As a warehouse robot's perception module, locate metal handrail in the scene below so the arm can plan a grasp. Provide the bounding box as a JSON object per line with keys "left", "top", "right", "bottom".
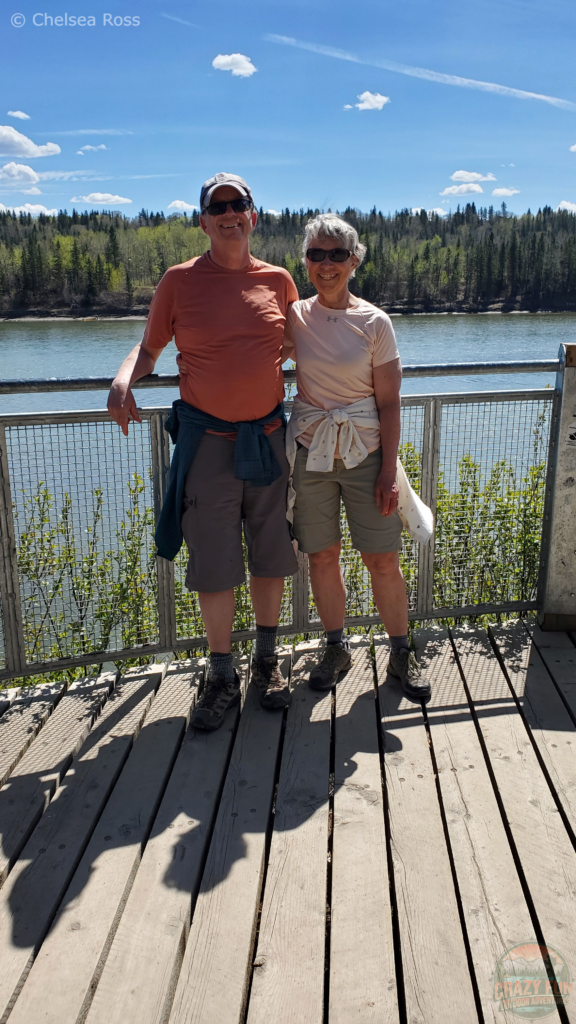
{"left": 0, "top": 360, "right": 560, "bottom": 395}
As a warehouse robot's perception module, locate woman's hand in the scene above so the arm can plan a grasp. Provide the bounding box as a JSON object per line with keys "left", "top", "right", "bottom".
{"left": 375, "top": 469, "right": 399, "bottom": 516}
{"left": 107, "top": 379, "right": 142, "bottom": 436}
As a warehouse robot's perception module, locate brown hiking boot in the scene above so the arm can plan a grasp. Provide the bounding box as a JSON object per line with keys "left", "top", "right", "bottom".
{"left": 308, "top": 641, "right": 352, "bottom": 691}
{"left": 251, "top": 655, "right": 291, "bottom": 710}
{"left": 191, "top": 670, "right": 241, "bottom": 731}
{"left": 387, "top": 649, "right": 432, "bottom": 703}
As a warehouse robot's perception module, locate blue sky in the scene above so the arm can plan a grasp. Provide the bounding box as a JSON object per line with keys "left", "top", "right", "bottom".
{"left": 1, "top": 0, "right": 575, "bottom": 218}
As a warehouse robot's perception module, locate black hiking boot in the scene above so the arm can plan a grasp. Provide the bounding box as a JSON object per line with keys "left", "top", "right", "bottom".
{"left": 191, "top": 670, "right": 241, "bottom": 731}
{"left": 387, "top": 649, "right": 432, "bottom": 703}
{"left": 308, "top": 641, "right": 352, "bottom": 691}
{"left": 251, "top": 655, "right": 291, "bottom": 710}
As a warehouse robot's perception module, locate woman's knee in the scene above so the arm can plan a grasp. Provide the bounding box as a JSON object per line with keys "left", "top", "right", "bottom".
{"left": 308, "top": 542, "right": 341, "bottom": 570}
{"left": 361, "top": 550, "right": 400, "bottom": 576}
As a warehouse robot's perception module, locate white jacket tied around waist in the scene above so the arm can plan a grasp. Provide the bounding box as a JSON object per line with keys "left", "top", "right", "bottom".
{"left": 286, "top": 395, "right": 434, "bottom": 544}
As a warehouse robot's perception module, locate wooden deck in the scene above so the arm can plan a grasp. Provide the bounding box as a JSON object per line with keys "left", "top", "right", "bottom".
{"left": 0, "top": 621, "right": 575, "bottom": 1024}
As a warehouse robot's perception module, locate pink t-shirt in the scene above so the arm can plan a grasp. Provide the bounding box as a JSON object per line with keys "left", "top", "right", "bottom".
{"left": 284, "top": 296, "right": 400, "bottom": 453}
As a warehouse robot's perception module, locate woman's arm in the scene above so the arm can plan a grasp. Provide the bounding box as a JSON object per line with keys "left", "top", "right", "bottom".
{"left": 107, "top": 339, "right": 165, "bottom": 436}
{"left": 373, "top": 357, "right": 402, "bottom": 515}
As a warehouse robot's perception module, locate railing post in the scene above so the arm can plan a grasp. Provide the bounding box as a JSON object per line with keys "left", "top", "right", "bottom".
{"left": 538, "top": 343, "right": 576, "bottom": 631}
{"left": 416, "top": 397, "right": 440, "bottom": 618}
{"left": 292, "top": 549, "right": 310, "bottom": 632}
{"left": 0, "top": 425, "right": 27, "bottom": 674}
{"left": 150, "top": 411, "right": 177, "bottom": 650}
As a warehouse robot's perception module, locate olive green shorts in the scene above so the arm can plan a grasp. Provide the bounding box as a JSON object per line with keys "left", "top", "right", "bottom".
{"left": 292, "top": 446, "right": 403, "bottom": 555}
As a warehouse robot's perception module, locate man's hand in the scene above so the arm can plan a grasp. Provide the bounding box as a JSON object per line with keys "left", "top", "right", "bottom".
{"left": 107, "top": 379, "right": 142, "bottom": 436}
{"left": 375, "top": 469, "right": 399, "bottom": 516}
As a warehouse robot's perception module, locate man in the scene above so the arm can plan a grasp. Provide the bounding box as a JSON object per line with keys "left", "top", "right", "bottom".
{"left": 107, "top": 172, "right": 299, "bottom": 730}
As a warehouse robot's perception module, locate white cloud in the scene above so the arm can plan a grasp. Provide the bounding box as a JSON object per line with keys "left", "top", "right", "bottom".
{"left": 36, "top": 169, "right": 95, "bottom": 181}
{"left": 0, "top": 126, "right": 60, "bottom": 159}
{"left": 212, "top": 53, "right": 257, "bottom": 77}
{"left": 0, "top": 202, "right": 57, "bottom": 215}
{"left": 7, "top": 110, "right": 30, "bottom": 121}
{"left": 570, "top": 144, "right": 576, "bottom": 152}
{"left": 440, "top": 183, "right": 484, "bottom": 196}
{"left": 266, "top": 209, "right": 281, "bottom": 215}
{"left": 76, "top": 144, "right": 107, "bottom": 154}
{"left": 450, "top": 170, "right": 496, "bottom": 182}
{"left": 167, "top": 199, "right": 197, "bottom": 212}
{"left": 492, "top": 187, "right": 520, "bottom": 196}
{"left": 22, "top": 186, "right": 42, "bottom": 195}
{"left": 355, "top": 91, "right": 390, "bottom": 110}
{"left": 267, "top": 34, "right": 576, "bottom": 111}
{"left": 412, "top": 206, "right": 447, "bottom": 217}
{"left": 558, "top": 200, "right": 576, "bottom": 213}
{"left": 160, "top": 12, "right": 199, "bottom": 27}
{"left": 45, "top": 128, "right": 133, "bottom": 136}
{"left": 70, "top": 192, "right": 132, "bottom": 205}
{"left": 0, "top": 162, "right": 40, "bottom": 184}
{"left": 343, "top": 104, "right": 353, "bottom": 110}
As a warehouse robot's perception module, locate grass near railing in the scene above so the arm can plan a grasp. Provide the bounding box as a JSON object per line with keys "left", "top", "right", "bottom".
{"left": 3, "top": 423, "right": 547, "bottom": 688}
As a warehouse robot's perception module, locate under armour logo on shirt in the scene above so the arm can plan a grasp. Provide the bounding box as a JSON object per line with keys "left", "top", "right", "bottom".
{"left": 327, "top": 315, "right": 338, "bottom": 322}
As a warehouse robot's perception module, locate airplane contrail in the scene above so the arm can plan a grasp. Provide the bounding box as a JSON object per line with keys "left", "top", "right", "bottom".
{"left": 266, "top": 34, "right": 576, "bottom": 112}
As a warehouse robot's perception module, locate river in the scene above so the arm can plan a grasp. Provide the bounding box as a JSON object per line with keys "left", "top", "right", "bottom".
{"left": 0, "top": 311, "right": 573, "bottom": 414}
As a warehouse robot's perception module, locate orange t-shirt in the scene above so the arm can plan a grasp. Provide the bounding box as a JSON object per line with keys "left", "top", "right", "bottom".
{"left": 143, "top": 252, "right": 298, "bottom": 425}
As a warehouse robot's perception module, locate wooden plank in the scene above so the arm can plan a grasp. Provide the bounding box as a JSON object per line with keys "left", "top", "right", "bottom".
{"left": 8, "top": 660, "right": 203, "bottom": 1024}
{"left": 418, "top": 629, "right": 561, "bottom": 1024}
{"left": 0, "top": 672, "right": 115, "bottom": 886}
{"left": 247, "top": 641, "right": 331, "bottom": 1024}
{"left": 167, "top": 654, "right": 288, "bottom": 1024}
{"left": 526, "top": 622, "right": 576, "bottom": 718}
{"left": 0, "top": 681, "right": 64, "bottom": 788}
{"left": 489, "top": 623, "right": 576, "bottom": 834}
{"left": 0, "top": 664, "right": 165, "bottom": 1022}
{"left": 376, "top": 635, "right": 478, "bottom": 1024}
{"left": 86, "top": 660, "right": 245, "bottom": 1024}
{"left": 329, "top": 638, "right": 399, "bottom": 1024}
{"left": 453, "top": 628, "right": 576, "bottom": 1024}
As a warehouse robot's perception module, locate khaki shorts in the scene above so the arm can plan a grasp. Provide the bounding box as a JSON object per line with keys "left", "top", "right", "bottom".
{"left": 292, "top": 446, "right": 403, "bottom": 555}
{"left": 181, "top": 427, "right": 298, "bottom": 593}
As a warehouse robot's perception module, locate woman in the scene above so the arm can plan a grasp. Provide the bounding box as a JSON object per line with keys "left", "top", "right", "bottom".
{"left": 284, "top": 213, "right": 432, "bottom": 701}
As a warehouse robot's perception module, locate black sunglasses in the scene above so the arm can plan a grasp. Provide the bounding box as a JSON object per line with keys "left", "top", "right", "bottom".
{"left": 306, "top": 247, "right": 352, "bottom": 263}
{"left": 202, "top": 197, "right": 253, "bottom": 217}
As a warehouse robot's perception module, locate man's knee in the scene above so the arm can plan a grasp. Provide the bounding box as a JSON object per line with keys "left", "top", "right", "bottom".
{"left": 361, "top": 550, "right": 400, "bottom": 576}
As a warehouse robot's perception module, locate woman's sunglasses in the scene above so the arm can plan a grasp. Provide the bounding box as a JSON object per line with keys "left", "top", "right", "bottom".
{"left": 202, "top": 197, "right": 253, "bottom": 217}
{"left": 306, "top": 247, "right": 352, "bottom": 263}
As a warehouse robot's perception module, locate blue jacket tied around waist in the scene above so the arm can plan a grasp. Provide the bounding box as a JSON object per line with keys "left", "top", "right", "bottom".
{"left": 155, "top": 399, "right": 286, "bottom": 561}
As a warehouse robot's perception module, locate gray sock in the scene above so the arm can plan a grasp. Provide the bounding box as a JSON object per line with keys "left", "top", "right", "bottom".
{"left": 255, "top": 624, "right": 277, "bottom": 661}
{"left": 208, "top": 652, "right": 235, "bottom": 683}
{"left": 390, "top": 634, "right": 410, "bottom": 653}
{"left": 326, "top": 627, "right": 345, "bottom": 645}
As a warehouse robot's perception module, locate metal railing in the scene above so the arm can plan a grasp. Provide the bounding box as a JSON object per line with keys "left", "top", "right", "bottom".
{"left": 0, "top": 361, "right": 560, "bottom": 680}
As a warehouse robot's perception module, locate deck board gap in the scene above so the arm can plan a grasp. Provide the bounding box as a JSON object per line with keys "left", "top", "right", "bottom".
{"left": 322, "top": 686, "right": 336, "bottom": 1024}
{"left": 374, "top": 648, "right": 407, "bottom": 1024}
{"left": 242, "top": 653, "right": 291, "bottom": 1024}
{"left": 420, "top": 699, "right": 484, "bottom": 1024}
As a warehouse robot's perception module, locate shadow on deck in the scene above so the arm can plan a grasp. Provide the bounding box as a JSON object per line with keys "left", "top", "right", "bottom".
{"left": 0, "top": 621, "right": 574, "bottom": 1024}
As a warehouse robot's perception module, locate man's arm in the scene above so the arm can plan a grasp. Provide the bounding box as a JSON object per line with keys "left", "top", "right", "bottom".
{"left": 107, "top": 339, "right": 165, "bottom": 436}
{"left": 373, "top": 357, "right": 402, "bottom": 516}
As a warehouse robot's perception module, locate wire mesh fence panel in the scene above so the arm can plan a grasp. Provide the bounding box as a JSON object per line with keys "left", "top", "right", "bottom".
{"left": 433, "top": 395, "right": 552, "bottom": 611}
{"left": 306, "top": 402, "right": 425, "bottom": 625}
{"left": 6, "top": 419, "right": 159, "bottom": 665}
{"left": 0, "top": 594, "right": 5, "bottom": 671}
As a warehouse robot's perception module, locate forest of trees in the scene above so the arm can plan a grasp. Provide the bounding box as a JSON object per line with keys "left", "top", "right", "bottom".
{"left": 1, "top": 202, "right": 576, "bottom": 314}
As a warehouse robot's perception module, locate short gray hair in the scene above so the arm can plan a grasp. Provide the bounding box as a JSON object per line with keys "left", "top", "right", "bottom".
{"left": 302, "top": 213, "right": 367, "bottom": 277}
